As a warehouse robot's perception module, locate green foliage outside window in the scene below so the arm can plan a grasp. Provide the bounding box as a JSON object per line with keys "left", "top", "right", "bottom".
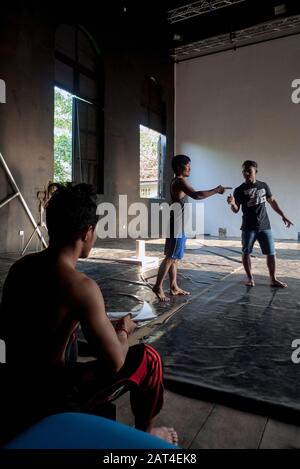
{"left": 54, "top": 87, "right": 73, "bottom": 183}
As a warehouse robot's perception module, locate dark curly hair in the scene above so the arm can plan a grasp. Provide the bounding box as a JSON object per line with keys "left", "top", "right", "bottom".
{"left": 242, "top": 160, "right": 258, "bottom": 172}
{"left": 171, "top": 154, "right": 191, "bottom": 176}
{"left": 46, "top": 183, "right": 98, "bottom": 247}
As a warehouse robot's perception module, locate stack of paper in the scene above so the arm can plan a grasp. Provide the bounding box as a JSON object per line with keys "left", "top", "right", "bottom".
{"left": 107, "top": 301, "right": 157, "bottom": 323}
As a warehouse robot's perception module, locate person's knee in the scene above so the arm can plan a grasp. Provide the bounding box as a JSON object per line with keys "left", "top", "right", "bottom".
{"left": 242, "top": 252, "right": 251, "bottom": 258}
{"left": 166, "top": 258, "right": 176, "bottom": 265}
{"left": 242, "top": 243, "right": 253, "bottom": 255}
{"left": 125, "top": 343, "right": 147, "bottom": 367}
{"left": 266, "top": 254, "right": 276, "bottom": 260}
{"left": 263, "top": 246, "right": 276, "bottom": 256}
{"left": 258, "top": 230, "right": 275, "bottom": 256}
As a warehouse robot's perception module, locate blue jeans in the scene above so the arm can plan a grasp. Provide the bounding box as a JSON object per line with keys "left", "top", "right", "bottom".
{"left": 242, "top": 229, "right": 275, "bottom": 255}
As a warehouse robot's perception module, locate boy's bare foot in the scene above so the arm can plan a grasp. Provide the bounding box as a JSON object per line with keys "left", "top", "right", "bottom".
{"left": 170, "top": 287, "right": 190, "bottom": 296}
{"left": 150, "top": 427, "right": 178, "bottom": 445}
{"left": 152, "top": 286, "right": 169, "bottom": 302}
{"left": 245, "top": 278, "right": 255, "bottom": 287}
{"left": 270, "top": 279, "right": 287, "bottom": 288}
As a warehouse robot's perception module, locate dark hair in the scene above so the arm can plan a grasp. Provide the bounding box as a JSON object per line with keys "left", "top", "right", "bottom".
{"left": 172, "top": 154, "right": 191, "bottom": 176}
{"left": 242, "top": 160, "right": 258, "bottom": 171}
{"left": 46, "top": 183, "right": 98, "bottom": 247}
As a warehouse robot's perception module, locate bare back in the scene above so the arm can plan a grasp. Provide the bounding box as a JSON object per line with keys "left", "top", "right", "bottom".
{"left": 0, "top": 250, "right": 82, "bottom": 367}
{"left": 170, "top": 177, "right": 189, "bottom": 203}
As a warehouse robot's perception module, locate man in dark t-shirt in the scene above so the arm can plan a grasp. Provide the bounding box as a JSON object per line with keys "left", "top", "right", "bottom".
{"left": 227, "top": 160, "right": 293, "bottom": 287}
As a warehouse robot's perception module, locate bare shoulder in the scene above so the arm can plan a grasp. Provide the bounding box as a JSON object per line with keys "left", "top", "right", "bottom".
{"left": 10, "top": 252, "right": 39, "bottom": 268}
{"left": 178, "top": 177, "right": 195, "bottom": 196}
{"left": 64, "top": 270, "right": 104, "bottom": 317}
{"left": 172, "top": 177, "right": 184, "bottom": 190}
{"left": 6, "top": 252, "right": 42, "bottom": 280}
{"left": 66, "top": 270, "right": 101, "bottom": 300}
{"left": 172, "top": 177, "right": 191, "bottom": 197}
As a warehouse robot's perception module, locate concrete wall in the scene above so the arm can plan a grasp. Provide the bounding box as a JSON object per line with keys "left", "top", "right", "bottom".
{"left": 0, "top": 9, "right": 174, "bottom": 252}
{"left": 0, "top": 9, "right": 54, "bottom": 253}
{"left": 175, "top": 35, "right": 300, "bottom": 240}
{"left": 101, "top": 48, "right": 174, "bottom": 238}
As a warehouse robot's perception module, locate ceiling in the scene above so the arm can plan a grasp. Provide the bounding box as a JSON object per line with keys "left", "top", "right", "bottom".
{"left": 93, "top": 0, "right": 300, "bottom": 59}
{"left": 165, "top": 0, "right": 300, "bottom": 42}
{"left": 165, "top": 0, "right": 300, "bottom": 60}
{"left": 8, "top": 1, "right": 300, "bottom": 59}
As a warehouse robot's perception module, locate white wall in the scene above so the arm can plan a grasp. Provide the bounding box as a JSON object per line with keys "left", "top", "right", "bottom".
{"left": 175, "top": 35, "right": 300, "bottom": 239}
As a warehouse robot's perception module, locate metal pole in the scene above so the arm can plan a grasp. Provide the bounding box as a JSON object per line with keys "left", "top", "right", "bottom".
{"left": 0, "top": 192, "right": 20, "bottom": 209}
{"left": 0, "top": 152, "right": 48, "bottom": 249}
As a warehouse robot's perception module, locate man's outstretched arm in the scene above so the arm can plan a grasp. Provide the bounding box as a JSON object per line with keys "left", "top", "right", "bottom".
{"left": 71, "top": 276, "right": 136, "bottom": 372}
{"left": 179, "top": 179, "right": 231, "bottom": 200}
{"left": 267, "top": 196, "right": 293, "bottom": 227}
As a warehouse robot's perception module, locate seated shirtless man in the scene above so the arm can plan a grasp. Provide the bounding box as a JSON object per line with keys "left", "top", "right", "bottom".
{"left": 0, "top": 183, "right": 177, "bottom": 445}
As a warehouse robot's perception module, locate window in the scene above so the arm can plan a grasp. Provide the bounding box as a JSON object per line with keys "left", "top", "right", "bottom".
{"left": 54, "top": 24, "right": 103, "bottom": 192}
{"left": 140, "top": 77, "right": 166, "bottom": 199}
{"left": 54, "top": 87, "right": 73, "bottom": 183}
{"left": 139, "top": 125, "right": 166, "bottom": 198}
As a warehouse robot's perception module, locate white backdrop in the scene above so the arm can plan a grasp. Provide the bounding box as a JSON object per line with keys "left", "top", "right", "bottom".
{"left": 175, "top": 35, "right": 300, "bottom": 239}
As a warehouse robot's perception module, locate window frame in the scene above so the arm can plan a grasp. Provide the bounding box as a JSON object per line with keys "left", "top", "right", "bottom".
{"left": 54, "top": 24, "right": 104, "bottom": 193}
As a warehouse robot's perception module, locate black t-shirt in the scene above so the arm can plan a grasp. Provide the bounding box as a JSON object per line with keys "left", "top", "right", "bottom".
{"left": 233, "top": 180, "right": 272, "bottom": 231}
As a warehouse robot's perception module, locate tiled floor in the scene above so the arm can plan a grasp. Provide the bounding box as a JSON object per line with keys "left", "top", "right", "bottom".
{"left": 117, "top": 390, "right": 300, "bottom": 449}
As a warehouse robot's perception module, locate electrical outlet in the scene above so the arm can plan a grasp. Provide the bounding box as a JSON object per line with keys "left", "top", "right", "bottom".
{"left": 274, "top": 4, "right": 286, "bottom": 16}
{"left": 219, "top": 227, "right": 227, "bottom": 238}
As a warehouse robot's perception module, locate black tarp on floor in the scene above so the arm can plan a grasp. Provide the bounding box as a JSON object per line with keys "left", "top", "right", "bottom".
{"left": 150, "top": 248, "right": 300, "bottom": 417}
{"left": 75, "top": 243, "right": 241, "bottom": 320}
{"left": 1, "top": 240, "right": 299, "bottom": 418}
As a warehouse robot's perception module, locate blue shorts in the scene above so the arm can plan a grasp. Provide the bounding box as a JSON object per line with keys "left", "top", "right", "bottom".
{"left": 242, "top": 229, "right": 275, "bottom": 255}
{"left": 164, "top": 234, "right": 187, "bottom": 260}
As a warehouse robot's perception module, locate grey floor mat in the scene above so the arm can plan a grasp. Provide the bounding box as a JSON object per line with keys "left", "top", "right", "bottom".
{"left": 150, "top": 251, "right": 300, "bottom": 417}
